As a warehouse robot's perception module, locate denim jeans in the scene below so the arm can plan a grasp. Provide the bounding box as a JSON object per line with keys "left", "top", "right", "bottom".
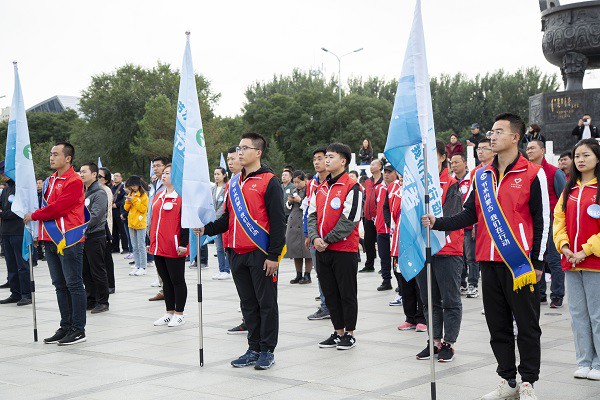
{"left": 539, "top": 227, "right": 565, "bottom": 300}
{"left": 566, "top": 270, "right": 600, "bottom": 370}
{"left": 129, "top": 228, "right": 147, "bottom": 269}
{"left": 416, "top": 255, "right": 463, "bottom": 343}
{"left": 311, "top": 247, "right": 328, "bottom": 312}
{"left": 215, "top": 234, "right": 230, "bottom": 273}
{"left": 125, "top": 223, "right": 133, "bottom": 252}
{"left": 377, "top": 233, "right": 392, "bottom": 282}
{"left": 464, "top": 229, "right": 480, "bottom": 287}
{"left": 3, "top": 235, "right": 31, "bottom": 299}
{"left": 46, "top": 241, "right": 86, "bottom": 331}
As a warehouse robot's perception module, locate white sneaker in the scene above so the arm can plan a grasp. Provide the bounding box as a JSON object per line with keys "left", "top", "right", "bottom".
{"left": 124, "top": 253, "right": 133, "bottom": 259}
{"left": 154, "top": 313, "right": 173, "bottom": 326}
{"left": 133, "top": 268, "right": 147, "bottom": 276}
{"left": 201, "top": 263, "right": 208, "bottom": 270}
{"left": 574, "top": 366, "right": 591, "bottom": 378}
{"left": 129, "top": 268, "right": 137, "bottom": 276}
{"left": 588, "top": 368, "right": 600, "bottom": 380}
{"left": 168, "top": 314, "right": 185, "bottom": 327}
{"left": 217, "top": 272, "right": 231, "bottom": 280}
{"left": 466, "top": 285, "right": 479, "bottom": 298}
{"left": 518, "top": 382, "right": 536, "bottom": 400}
{"left": 481, "top": 379, "right": 519, "bottom": 400}
{"left": 211, "top": 273, "right": 221, "bottom": 280}
{"left": 150, "top": 280, "right": 162, "bottom": 287}
{"left": 147, "top": 261, "right": 154, "bottom": 267}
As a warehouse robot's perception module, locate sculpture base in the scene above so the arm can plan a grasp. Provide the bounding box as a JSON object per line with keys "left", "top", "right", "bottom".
{"left": 529, "top": 89, "right": 600, "bottom": 154}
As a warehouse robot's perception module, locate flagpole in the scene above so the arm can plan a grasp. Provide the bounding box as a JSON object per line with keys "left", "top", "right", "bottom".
{"left": 29, "top": 243, "right": 38, "bottom": 342}
{"left": 422, "top": 141, "right": 436, "bottom": 400}
{"left": 196, "top": 232, "right": 204, "bottom": 367}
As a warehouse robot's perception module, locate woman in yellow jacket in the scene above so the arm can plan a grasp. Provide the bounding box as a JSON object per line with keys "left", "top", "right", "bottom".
{"left": 124, "top": 175, "right": 149, "bottom": 276}
{"left": 553, "top": 139, "right": 600, "bottom": 381}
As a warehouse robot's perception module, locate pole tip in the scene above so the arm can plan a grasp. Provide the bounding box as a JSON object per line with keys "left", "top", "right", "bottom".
{"left": 185, "top": 31, "right": 191, "bottom": 36}
{"left": 12, "top": 61, "right": 17, "bottom": 65}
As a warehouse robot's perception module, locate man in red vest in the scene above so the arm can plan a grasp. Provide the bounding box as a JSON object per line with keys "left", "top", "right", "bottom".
{"left": 308, "top": 143, "right": 363, "bottom": 350}
{"left": 359, "top": 159, "right": 383, "bottom": 272}
{"left": 201, "top": 132, "right": 285, "bottom": 370}
{"left": 423, "top": 113, "right": 549, "bottom": 400}
{"left": 526, "top": 140, "right": 566, "bottom": 308}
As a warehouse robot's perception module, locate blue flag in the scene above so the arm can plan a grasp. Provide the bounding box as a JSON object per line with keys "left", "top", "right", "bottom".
{"left": 171, "top": 33, "right": 216, "bottom": 229}
{"left": 219, "top": 153, "right": 226, "bottom": 170}
{"left": 5, "top": 63, "right": 40, "bottom": 261}
{"left": 384, "top": 0, "right": 445, "bottom": 281}
{"left": 97, "top": 157, "right": 103, "bottom": 168}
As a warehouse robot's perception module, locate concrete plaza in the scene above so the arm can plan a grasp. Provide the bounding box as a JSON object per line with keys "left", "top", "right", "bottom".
{"left": 0, "top": 245, "right": 598, "bottom": 400}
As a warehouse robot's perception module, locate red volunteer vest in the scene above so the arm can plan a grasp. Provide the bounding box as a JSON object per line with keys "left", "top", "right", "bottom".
{"left": 389, "top": 181, "right": 402, "bottom": 257}
{"left": 375, "top": 183, "right": 390, "bottom": 235}
{"left": 437, "top": 168, "right": 464, "bottom": 256}
{"left": 149, "top": 191, "right": 188, "bottom": 258}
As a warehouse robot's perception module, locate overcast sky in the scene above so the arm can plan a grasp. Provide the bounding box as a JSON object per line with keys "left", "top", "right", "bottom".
{"left": 1, "top": 0, "right": 597, "bottom": 117}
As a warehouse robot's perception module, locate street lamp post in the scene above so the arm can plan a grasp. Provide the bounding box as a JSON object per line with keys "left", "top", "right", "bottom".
{"left": 321, "top": 47, "right": 363, "bottom": 102}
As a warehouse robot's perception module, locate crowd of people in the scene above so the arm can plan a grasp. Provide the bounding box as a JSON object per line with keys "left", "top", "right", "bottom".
{"left": 1, "top": 113, "right": 599, "bottom": 399}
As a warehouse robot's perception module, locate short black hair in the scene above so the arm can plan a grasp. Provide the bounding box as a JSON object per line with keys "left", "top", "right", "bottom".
{"left": 348, "top": 170, "right": 359, "bottom": 177}
{"left": 284, "top": 164, "right": 294, "bottom": 173}
{"left": 228, "top": 146, "right": 237, "bottom": 154}
{"left": 152, "top": 156, "right": 169, "bottom": 165}
{"left": 326, "top": 143, "right": 352, "bottom": 166}
{"left": 494, "top": 113, "right": 526, "bottom": 137}
{"left": 529, "top": 139, "right": 545, "bottom": 150}
{"left": 478, "top": 138, "right": 491, "bottom": 146}
{"left": 55, "top": 142, "right": 75, "bottom": 163}
{"left": 312, "top": 146, "right": 327, "bottom": 157}
{"left": 451, "top": 153, "right": 467, "bottom": 163}
{"left": 36, "top": 177, "right": 44, "bottom": 182}
{"left": 559, "top": 151, "right": 572, "bottom": 159}
{"left": 99, "top": 167, "right": 111, "bottom": 183}
{"left": 292, "top": 170, "right": 306, "bottom": 180}
{"left": 240, "top": 132, "right": 267, "bottom": 153}
{"left": 81, "top": 162, "right": 99, "bottom": 175}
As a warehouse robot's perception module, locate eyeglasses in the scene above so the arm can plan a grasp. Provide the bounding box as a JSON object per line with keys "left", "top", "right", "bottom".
{"left": 236, "top": 146, "right": 260, "bottom": 154}
{"left": 476, "top": 147, "right": 492, "bottom": 152}
{"left": 98, "top": 175, "right": 106, "bottom": 179}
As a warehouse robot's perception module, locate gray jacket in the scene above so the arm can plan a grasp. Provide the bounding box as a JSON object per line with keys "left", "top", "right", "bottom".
{"left": 85, "top": 180, "right": 108, "bottom": 237}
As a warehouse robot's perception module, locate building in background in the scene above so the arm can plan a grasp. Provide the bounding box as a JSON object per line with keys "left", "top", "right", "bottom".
{"left": 26, "top": 95, "right": 81, "bottom": 116}
{"left": 0, "top": 107, "right": 10, "bottom": 122}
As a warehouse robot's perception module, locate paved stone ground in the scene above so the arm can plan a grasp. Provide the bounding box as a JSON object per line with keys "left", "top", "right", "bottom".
{"left": 0, "top": 245, "right": 598, "bottom": 400}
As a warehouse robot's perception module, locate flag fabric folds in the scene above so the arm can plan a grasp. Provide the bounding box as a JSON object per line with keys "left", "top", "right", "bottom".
{"left": 383, "top": 0, "right": 445, "bottom": 281}
{"left": 5, "top": 63, "right": 40, "bottom": 260}
{"left": 219, "top": 153, "right": 226, "bottom": 170}
{"left": 97, "top": 157, "right": 103, "bottom": 168}
{"left": 171, "top": 33, "right": 216, "bottom": 229}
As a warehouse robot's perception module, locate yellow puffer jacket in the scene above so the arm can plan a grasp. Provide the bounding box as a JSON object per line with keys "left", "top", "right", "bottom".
{"left": 124, "top": 191, "right": 149, "bottom": 230}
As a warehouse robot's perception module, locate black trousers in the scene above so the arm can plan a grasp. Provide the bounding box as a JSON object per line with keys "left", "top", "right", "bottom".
{"left": 155, "top": 255, "right": 187, "bottom": 312}
{"left": 111, "top": 209, "right": 128, "bottom": 252}
{"left": 362, "top": 218, "right": 377, "bottom": 268}
{"left": 377, "top": 233, "right": 392, "bottom": 281}
{"left": 316, "top": 249, "right": 359, "bottom": 331}
{"left": 481, "top": 262, "right": 541, "bottom": 383}
{"left": 104, "top": 230, "right": 115, "bottom": 289}
{"left": 401, "top": 272, "right": 425, "bottom": 325}
{"left": 229, "top": 249, "right": 278, "bottom": 352}
{"left": 83, "top": 235, "right": 109, "bottom": 306}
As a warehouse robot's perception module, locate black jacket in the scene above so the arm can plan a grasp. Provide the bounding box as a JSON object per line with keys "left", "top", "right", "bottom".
{"left": 572, "top": 125, "right": 599, "bottom": 141}
{"left": 0, "top": 180, "right": 25, "bottom": 236}
{"left": 204, "top": 164, "right": 286, "bottom": 261}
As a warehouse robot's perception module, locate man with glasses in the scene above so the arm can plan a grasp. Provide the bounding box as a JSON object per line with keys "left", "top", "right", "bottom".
{"left": 423, "top": 114, "right": 549, "bottom": 399}
{"left": 200, "top": 132, "right": 285, "bottom": 370}
{"left": 148, "top": 157, "right": 168, "bottom": 301}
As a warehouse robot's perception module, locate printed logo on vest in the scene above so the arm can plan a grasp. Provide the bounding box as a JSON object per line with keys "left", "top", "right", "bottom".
{"left": 510, "top": 177, "right": 523, "bottom": 189}
{"left": 330, "top": 197, "right": 341, "bottom": 210}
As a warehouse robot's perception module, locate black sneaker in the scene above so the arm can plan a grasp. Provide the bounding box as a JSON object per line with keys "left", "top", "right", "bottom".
{"left": 540, "top": 296, "right": 548, "bottom": 305}
{"left": 307, "top": 307, "right": 331, "bottom": 320}
{"left": 290, "top": 275, "right": 302, "bottom": 284}
{"left": 336, "top": 333, "right": 356, "bottom": 350}
{"left": 550, "top": 298, "right": 563, "bottom": 308}
{"left": 318, "top": 332, "right": 342, "bottom": 348}
{"left": 437, "top": 342, "right": 454, "bottom": 362}
{"left": 44, "top": 327, "right": 70, "bottom": 344}
{"left": 314, "top": 296, "right": 320, "bottom": 301}
{"left": 91, "top": 304, "right": 109, "bottom": 314}
{"left": 0, "top": 282, "right": 9, "bottom": 289}
{"left": 377, "top": 281, "right": 393, "bottom": 291}
{"left": 298, "top": 276, "right": 312, "bottom": 284}
{"left": 0, "top": 296, "right": 19, "bottom": 304}
{"left": 227, "top": 322, "right": 248, "bottom": 335}
{"left": 86, "top": 303, "right": 97, "bottom": 310}
{"left": 359, "top": 266, "right": 375, "bottom": 273}
{"left": 57, "top": 329, "right": 86, "bottom": 346}
{"left": 416, "top": 341, "right": 440, "bottom": 360}
{"left": 231, "top": 349, "right": 260, "bottom": 367}
{"left": 17, "top": 298, "right": 32, "bottom": 306}
{"left": 254, "top": 350, "right": 275, "bottom": 370}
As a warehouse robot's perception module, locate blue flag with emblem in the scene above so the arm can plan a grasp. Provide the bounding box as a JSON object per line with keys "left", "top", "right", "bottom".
{"left": 383, "top": 0, "right": 445, "bottom": 281}
{"left": 5, "top": 63, "right": 40, "bottom": 261}
{"left": 171, "top": 33, "right": 216, "bottom": 229}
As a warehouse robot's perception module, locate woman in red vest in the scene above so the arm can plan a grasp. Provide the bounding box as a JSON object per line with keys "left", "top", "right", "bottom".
{"left": 553, "top": 139, "right": 600, "bottom": 381}
{"left": 148, "top": 164, "right": 189, "bottom": 328}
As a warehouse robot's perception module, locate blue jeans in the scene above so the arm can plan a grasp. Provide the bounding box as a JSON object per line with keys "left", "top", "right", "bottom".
{"left": 566, "top": 270, "right": 600, "bottom": 370}
{"left": 129, "top": 228, "right": 147, "bottom": 269}
{"left": 311, "top": 247, "right": 328, "bottom": 312}
{"left": 215, "top": 234, "right": 230, "bottom": 273}
{"left": 464, "top": 229, "right": 480, "bottom": 287}
{"left": 539, "top": 227, "right": 565, "bottom": 300}
{"left": 46, "top": 241, "right": 86, "bottom": 331}
{"left": 124, "top": 223, "right": 133, "bottom": 252}
{"left": 3, "top": 235, "right": 31, "bottom": 299}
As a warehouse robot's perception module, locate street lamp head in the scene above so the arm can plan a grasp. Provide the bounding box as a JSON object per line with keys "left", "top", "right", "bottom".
{"left": 321, "top": 47, "right": 329, "bottom": 53}
{"left": 354, "top": 47, "right": 364, "bottom": 53}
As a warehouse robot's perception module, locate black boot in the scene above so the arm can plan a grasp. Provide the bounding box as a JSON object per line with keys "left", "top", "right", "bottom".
{"left": 299, "top": 273, "right": 312, "bottom": 284}
{"left": 290, "top": 272, "right": 302, "bottom": 284}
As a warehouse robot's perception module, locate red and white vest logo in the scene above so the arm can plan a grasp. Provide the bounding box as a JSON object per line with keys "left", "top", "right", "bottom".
{"left": 510, "top": 177, "right": 523, "bottom": 189}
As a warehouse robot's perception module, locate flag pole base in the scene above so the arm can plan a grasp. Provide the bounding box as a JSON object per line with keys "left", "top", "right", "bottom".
{"left": 199, "top": 349, "right": 204, "bottom": 367}
{"left": 431, "top": 382, "right": 436, "bottom": 400}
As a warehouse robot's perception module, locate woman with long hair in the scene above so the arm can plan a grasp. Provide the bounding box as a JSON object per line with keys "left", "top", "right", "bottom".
{"left": 212, "top": 167, "right": 231, "bottom": 280}
{"left": 286, "top": 170, "right": 313, "bottom": 284}
{"left": 554, "top": 138, "right": 600, "bottom": 380}
{"left": 358, "top": 139, "right": 373, "bottom": 166}
{"left": 149, "top": 164, "right": 189, "bottom": 327}
{"left": 124, "top": 176, "right": 149, "bottom": 276}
